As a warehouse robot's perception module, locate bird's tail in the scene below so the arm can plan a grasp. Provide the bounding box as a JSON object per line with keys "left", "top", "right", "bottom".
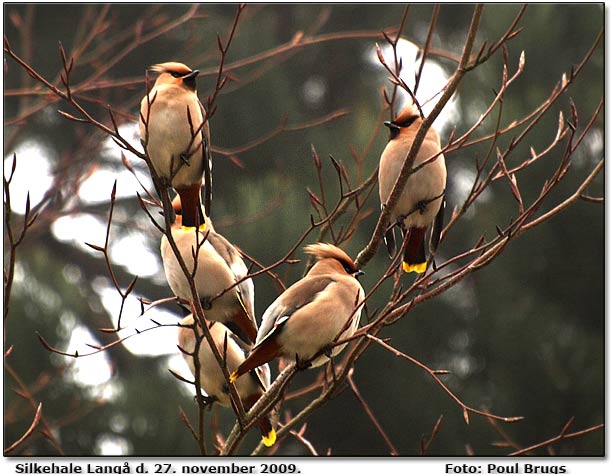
{"left": 402, "top": 226, "right": 427, "bottom": 274}
{"left": 243, "top": 386, "right": 277, "bottom": 448}
{"left": 259, "top": 417, "right": 276, "bottom": 447}
{"left": 230, "top": 339, "right": 281, "bottom": 383}
{"left": 177, "top": 184, "right": 206, "bottom": 230}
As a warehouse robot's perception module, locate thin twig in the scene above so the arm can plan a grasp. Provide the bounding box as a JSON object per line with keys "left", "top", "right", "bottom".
{"left": 347, "top": 368, "right": 399, "bottom": 455}
{"left": 509, "top": 420, "right": 604, "bottom": 456}
{"left": 4, "top": 403, "right": 42, "bottom": 455}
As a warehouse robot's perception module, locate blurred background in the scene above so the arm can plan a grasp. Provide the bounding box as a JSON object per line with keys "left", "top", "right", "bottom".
{"left": 3, "top": 4, "right": 604, "bottom": 456}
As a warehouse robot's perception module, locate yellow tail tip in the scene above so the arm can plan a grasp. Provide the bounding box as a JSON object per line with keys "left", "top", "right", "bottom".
{"left": 402, "top": 261, "right": 427, "bottom": 274}
{"left": 181, "top": 223, "right": 207, "bottom": 232}
{"left": 262, "top": 429, "right": 276, "bottom": 447}
{"left": 229, "top": 371, "right": 239, "bottom": 384}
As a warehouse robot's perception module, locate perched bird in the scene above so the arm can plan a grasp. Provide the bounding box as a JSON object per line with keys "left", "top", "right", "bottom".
{"left": 230, "top": 243, "right": 365, "bottom": 382}
{"left": 139, "top": 62, "right": 213, "bottom": 228}
{"left": 161, "top": 196, "right": 258, "bottom": 345}
{"left": 378, "top": 103, "right": 447, "bottom": 273}
{"left": 178, "top": 314, "right": 276, "bottom": 447}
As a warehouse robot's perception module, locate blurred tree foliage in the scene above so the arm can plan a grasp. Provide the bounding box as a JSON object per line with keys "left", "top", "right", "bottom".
{"left": 3, "top": 4, "right": 603, "bottom": 456}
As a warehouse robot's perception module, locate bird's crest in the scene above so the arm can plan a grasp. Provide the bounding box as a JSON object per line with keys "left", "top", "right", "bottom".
{"left": 393, "top": 103, "right": 420, "bottom": 127}
{"left": 304, "top": 243, "right": 358, "bottom": 273}
{"left": 149, "top": 62, "right": 193, "bottom": 75}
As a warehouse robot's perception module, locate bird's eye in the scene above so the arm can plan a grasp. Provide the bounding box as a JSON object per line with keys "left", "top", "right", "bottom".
{"left": 170, "top": 72, "right": 181, "bottom": 78}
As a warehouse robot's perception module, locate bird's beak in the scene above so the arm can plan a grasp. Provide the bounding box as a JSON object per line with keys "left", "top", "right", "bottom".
{"left": 384, "top": 121, "right": 399, "bottom": 131}
{"left": 353, "top": 269, "right": 365, "bottom": 279}
{"left": 183, "top": 69, "right": 200, "bottom": 80}
{"left": 182, "top": 69, "right": 200, "bottom": 91}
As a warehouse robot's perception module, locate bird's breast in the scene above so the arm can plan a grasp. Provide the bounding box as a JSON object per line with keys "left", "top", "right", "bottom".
{"left": 161, "top": 232, "right": 237, "bottom": 307}
{"left": 140, "top": 90, "right": 205, "bottom": 185}
{"left": 379, "top": 136, "right": 446, "bottom": 226}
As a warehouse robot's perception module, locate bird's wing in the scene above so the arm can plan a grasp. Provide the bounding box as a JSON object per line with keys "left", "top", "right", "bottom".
{"left": 255, "top": 275, "right": 335, "bottom": 349}
{"left": 199, "top": 100, "right": 213, "bottom": 218}
{"left": 384, "top": 226, "right": 397, "bottom": 258}
{"left": 230, "top": 275, "right": 337, "bottom": 381}
{"left": 430, "top": 193, "right": 446, "bottom": 254}
{"left": 207, "top": 232, "right": 256, "bottom": 320}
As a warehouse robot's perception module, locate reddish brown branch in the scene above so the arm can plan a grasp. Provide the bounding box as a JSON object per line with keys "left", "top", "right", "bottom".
{"left": 420, "top": 414, "right": 444, "bottom": 455}
{"left": 365, "top": 334, "right": 523, "bottom": 424}
{"left": 509, "top": 419, "right": 604, "bottom": 456}
{"left": 4, "top": 402, "right": 42, "bottom": 455}
{"left": 347, "top": 369, "right": 399, "bottom": 455}
{"left": 4, "top": 362, "right": 64, "bottom": 454}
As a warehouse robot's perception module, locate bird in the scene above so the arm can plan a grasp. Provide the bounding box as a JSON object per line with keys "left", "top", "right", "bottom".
{"left": 139, "top": 62, "right": 213, "bottom": 228}
{"left": 178, "top": 314, "right": 276, "bottom": 447}
{"left": 378, "top": 102, "right": 447, "bottom": 274}
{"left": 161, "top": 196, "right": 258, "bottom": 345}
{"left": 230, "top": 243, "right": 365, "bottom": 382}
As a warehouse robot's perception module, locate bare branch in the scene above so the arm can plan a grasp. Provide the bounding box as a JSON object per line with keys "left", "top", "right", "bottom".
{"left": 4, "top": 403, "right": 42, "bottom": 455}
{"left": 365, "top": 334, "right": 523, "bottom": 424}
{"left": 509, "top": 420, "right": 604, "bottom": 456}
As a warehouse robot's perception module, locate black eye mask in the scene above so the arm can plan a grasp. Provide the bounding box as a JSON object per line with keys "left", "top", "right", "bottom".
{"left": 384, "top": 115, "right": 419, "bottom": 140}
{"left": 395, "top": 114, "right": 419, "bottom": 128}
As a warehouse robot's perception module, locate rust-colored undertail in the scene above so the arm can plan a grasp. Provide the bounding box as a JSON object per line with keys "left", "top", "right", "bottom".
{"left": 177, "top": 184, "right": 205, "bottom": 229}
